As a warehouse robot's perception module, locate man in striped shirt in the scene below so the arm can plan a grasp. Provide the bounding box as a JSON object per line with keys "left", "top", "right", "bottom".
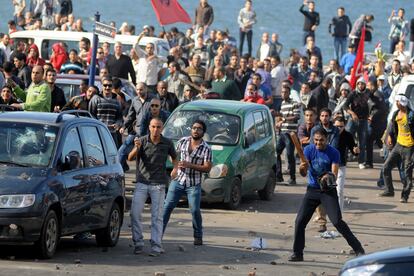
{"left": 275, "top": 84, "right": 301, "bottom": 185}
{"left": 163, "top": 120, "right": 213, "bottom": 246}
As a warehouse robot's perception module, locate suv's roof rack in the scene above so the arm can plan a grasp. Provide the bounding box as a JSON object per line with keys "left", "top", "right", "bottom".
{"left": 56, "top": 110, "right": 93, "bottom": 123}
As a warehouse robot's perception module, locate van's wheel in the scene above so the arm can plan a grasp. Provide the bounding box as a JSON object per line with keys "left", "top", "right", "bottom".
{"left": 258, "top": 170, "right": 276, "bottom": 200}
{"left": 225, "top": 178, "right": 242, "bottom": 210}
{"left": 96, "top": 203, "right": 122, "bottom": 247}
{"left": 36, "top": 210, "right": 59, "bottom": 259}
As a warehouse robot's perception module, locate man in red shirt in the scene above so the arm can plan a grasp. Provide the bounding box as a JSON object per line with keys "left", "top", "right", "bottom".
{"left": 241, "top": 83, "right": 265, "bottom": 104}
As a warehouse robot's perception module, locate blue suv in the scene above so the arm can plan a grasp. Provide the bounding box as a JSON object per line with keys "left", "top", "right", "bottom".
{"left": 0, "top": 110, "right": 125, "bottom": 258}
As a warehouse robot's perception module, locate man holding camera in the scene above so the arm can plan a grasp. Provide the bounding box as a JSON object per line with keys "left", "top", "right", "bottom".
{"left": 289, "top": 128, "right": 364, "bottom": 262}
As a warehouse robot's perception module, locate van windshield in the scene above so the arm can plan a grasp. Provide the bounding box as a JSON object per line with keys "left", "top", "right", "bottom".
{"left": 163, "top": 110, "right": 240, "bottom": 145}
{"left": 0, "top": 123, "right": 58, "bottom": 167}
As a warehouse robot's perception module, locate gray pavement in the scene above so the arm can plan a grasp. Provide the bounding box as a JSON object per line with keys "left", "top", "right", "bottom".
{"left": 0, "top": 160, "right": 413, "bottom": 276}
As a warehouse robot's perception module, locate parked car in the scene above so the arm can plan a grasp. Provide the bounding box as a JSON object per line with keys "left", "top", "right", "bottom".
{"left": 0, "top": 110, "right": 125, "bottom": 258}
{"left": 55, "top": 74, "right": 136, "bottom": 103}
{"left": 162, "top": 100, "right": 277, "bottom": 209}
{"left": 339, "top": 246, "right": 414, "bottom": 276}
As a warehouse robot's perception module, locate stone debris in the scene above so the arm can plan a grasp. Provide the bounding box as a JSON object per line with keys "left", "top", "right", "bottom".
{"left": 178, "top": 245, "right": 185, "bottom": 252}
{"left": 270, "top": 260, "right": 277, "bottom": 265}
{"left": 56, "top": 265, "right": 60, "bottom": 270}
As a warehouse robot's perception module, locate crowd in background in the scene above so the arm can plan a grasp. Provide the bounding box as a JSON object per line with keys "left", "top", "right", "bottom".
{"left": 1, "top": 0, "right": 414, "bottom": 200}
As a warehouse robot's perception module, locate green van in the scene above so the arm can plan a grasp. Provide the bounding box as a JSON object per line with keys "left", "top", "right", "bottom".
{"left": 163, "top": 100, "right": 277, "bottom": 209}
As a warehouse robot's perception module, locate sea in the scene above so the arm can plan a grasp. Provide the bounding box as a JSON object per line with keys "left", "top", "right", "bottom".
{"left": 1, "top": 0, "right": 414, "bottom": 60}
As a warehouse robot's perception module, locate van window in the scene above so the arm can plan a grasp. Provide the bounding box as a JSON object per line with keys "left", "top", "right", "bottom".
{"left": 41, "top": 39, "right": 79, "bottom": 60}
{"left": 253, "top": 111, "right": 266, "bottom": 140}
{"left": 244, "top": 113, "right": 256, "bottom": 145}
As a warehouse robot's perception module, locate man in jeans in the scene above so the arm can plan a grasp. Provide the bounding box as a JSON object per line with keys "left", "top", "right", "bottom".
{"left": 163, "top": 120, "right": 213, "bottom": 246}
{"left": 128, "top": 118, "right": 177, "bottom": 256}
{"left": 344, "top": 77, "right": 370, "bottom": 169}
{"left": 328, "top": 7, "right": 352, "bottom": 61}
{"left": 380, "top": 94, "right": 414, "bottom": 203}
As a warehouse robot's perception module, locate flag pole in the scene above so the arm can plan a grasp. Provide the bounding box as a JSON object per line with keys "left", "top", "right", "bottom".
{"left": 162, "top": 26, "right": 172, "bottom": 49}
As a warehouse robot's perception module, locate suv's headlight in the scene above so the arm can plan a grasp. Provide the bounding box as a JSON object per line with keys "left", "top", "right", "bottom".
{"left": 0, "top": 194, "right": 36, "bottom": 208}
{"left": 209, "top": 164, "right": 228, "bottom": 178}
{"left": 341, "top": 264, "right": 385, "bottom": 276}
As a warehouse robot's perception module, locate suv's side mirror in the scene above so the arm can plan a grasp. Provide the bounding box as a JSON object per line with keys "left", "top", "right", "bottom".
{"left": 64, "top": 151, "right": 81, "bottom": 171}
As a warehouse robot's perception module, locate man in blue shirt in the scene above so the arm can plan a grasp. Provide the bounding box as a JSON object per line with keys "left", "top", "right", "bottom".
{"left": 340, "top": 44, "right": 356, "bottom": 75}
{"left": 289, "top": 128, "right": 364, "bottom": 262}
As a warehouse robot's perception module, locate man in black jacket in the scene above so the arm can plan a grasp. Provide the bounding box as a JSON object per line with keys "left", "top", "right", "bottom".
{"left": 307, "top": 77, "right": 332, "bottom": 116}
{"left": 329, "top": 7, "right": 352, "bottom": 61}
{"left": 299, "top": 0, "right": 320, "bottom": 45}
{"left": 156, "top": 81, "right": 179, "bottom": 113}
{"left": 45, "top": 69, "right": 66, "bottom": 112}
{"left": 106, "top": 42, "right": 136, "bottom": 85}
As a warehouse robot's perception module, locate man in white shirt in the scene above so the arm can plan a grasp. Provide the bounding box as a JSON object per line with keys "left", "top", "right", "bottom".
{"left": 134, "top": 31, "right": 160, "bottom": 94}
{"left": 256, "top": 32, "right": 278, "bottom": 61}
{"left": 270, "top": 55, "right": 287, "bottom": 111}
{"left": 0, "top": 34, "right": 12, "bottom": 62}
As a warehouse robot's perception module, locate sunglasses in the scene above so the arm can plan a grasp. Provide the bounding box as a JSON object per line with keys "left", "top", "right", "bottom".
{"left": 151, "top": 104, "right": 160, "bottom": 108}
{"left": 103, "top": 84, "right": 112, "bottom": 88}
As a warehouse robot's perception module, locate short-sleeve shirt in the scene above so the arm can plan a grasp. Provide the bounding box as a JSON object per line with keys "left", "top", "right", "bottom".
{"left": 304, "top": 144, "right": 340, "bottom": 189}
{"left": 176, "top": 137, "right": 213, "bottom": 186}
{"left": 136, "top": 135, "right": 177, "bottom": 185}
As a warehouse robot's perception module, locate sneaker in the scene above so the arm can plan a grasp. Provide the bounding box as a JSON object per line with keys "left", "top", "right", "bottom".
{"left": 378, "top": 191, "right": 395, "bottom": 197}
{"left": 133, "top": 246, "right": 143, "bottom": 255}
{"left": 318, "top": 225, "right": 327, "bottom": 233}
{"left": 400, "top": 198, "right": 408, "bottom": 203}
{"left": 288, "top": 253, "right": 304, "bottom": 262}
{"left": 358, "top": 164, "right": 366, "bottom": 169}
{"left": 194, "top": 238, "right": 203, "bottom": 246}
{"left": 149, "top": 250, "right": 160, "bottom": 257}
{"left": 288, "top": 179, "right": 297, "bottom": 186}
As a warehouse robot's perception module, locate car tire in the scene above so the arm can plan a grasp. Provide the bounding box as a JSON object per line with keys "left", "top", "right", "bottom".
{"left": 36, "top": 210, "right": 59, "bottom": 259}
{"left": 95, "top": 203, "right": 122, "bottom": 247}
{"left": 258, "top": 170, "right": 276, "bottom": 201}
{"left": 225, "top": 178, "right": 242, "bottom": 210}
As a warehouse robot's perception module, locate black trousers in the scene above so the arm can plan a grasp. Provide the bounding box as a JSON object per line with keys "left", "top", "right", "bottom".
{"left": 293, "top": 187, "right": 362, "bottom": 255}
{"left": 239, "top": 29, "right": 253, "bottom": 56}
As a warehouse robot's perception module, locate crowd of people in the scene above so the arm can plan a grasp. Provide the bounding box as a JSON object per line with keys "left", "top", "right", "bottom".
{"left": 1, "top": 0, "right": 414, "bottom": 260}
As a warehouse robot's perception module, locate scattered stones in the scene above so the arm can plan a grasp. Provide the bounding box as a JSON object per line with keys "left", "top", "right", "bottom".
{"left": 219, "top": 265, "right": 231, "bottom": 270}
{"left": 340, "top": 250, "right": 346, "bottom": 254}
{"left": 234, "top": 240, "right": 239, "bottom": 243}
{"left": 178, "top": 245, "right": 185, "bottom": 252}
{"left": 280, "top": 221, "right": 286, "bottom": 224}
{"left": 56, "top": 265, "right": 60, "bottom": 270}
{"left": 270, "top": 260, "right": 277, "bottom": 265}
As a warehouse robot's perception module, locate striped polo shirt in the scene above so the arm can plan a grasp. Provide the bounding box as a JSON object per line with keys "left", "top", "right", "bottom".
{"left": 280, "top": 99, "right": 301, "bottom": 133}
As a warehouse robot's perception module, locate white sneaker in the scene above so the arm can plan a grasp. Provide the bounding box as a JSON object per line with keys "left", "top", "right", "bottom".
{"left": 359, "top": 164, "right": 366, "bottom": 169}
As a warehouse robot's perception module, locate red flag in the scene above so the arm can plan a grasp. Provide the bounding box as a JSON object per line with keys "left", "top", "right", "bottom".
{"left": 150, "top": 0, "right": 192, "bottom": 26}
{"left": 349, "top": 26, "right": 366, "bottom": 89}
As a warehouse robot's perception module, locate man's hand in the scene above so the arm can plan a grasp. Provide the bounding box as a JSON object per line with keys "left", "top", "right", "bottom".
{"left": 353, "top": 146, "right": 360, "bottom": 154}
{"left": 299, "top": 162, "right": 308, "bottom": 177}
{"left": 311, "top": 25, "right": 317, "bottom": 31}
{"left": 11, "top": 103, "right": 23, "bottom": 110}
{"left": 119, "top": 127, "right": 125, "bottom": 134}
{"left": 170, "top": 168, "right": 178, "bottom": 179}
{"left": 351, "top": 114, "right": 359, "bottom": 121}
{"left": 178, "top": 161, "right": 191, "bottom": 169}
{"left": 134, "top": 137, "right": 141, "bottom": 149}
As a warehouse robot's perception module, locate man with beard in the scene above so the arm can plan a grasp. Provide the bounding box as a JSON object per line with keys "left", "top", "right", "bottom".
{"left": 163, "top": 120, "right": 212, "bottom": 246}
{"left": 45, "top": 69, "right": 66, "bottom": 112}
{"left": 62, "top": 85, "right": 98, "bottom": 111}
{"left": 289, "top": 128, "right": 364, "bottom": 262}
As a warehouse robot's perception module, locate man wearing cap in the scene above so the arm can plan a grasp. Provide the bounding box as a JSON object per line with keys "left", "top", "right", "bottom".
{"left": 344, "top": 77, "right": 370, "bottom": 169}
{"left": 380, "top": 94, "right": 414, "bottom": 203}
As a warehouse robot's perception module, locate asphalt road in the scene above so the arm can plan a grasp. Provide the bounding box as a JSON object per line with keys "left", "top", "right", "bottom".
{"left": 0, "top": 160, "right": 412, "bottom": 276}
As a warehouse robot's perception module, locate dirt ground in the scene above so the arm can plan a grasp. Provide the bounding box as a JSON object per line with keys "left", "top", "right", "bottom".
{"left": 0, "top": 161, "right": 413, "bottom": 276}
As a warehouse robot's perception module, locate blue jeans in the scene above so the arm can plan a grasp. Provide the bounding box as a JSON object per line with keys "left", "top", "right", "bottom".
{"left": 130, "top": 183, "right": 165, "bottom": 252}
{"left": 276, "top": 132, "right": 296, "bottom": 180}
{"left": 346, "top": 119, "right": 368, "bottom": 164}
{"left": 334, "top": 37, "right": 347, "bottom": 61}
{"left": 118, "top": 134, "right": 135, "bottom": 169}
{"left": 163, "top": 180, "right": 203, "bottom": 239}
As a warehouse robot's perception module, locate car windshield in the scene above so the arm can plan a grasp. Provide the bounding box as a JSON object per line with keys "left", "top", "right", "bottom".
{"left": 163, "top": 110, "right": 240, "bottom": 145}
{"left": 0, "top": 122, "right": 58, "bottom": 167}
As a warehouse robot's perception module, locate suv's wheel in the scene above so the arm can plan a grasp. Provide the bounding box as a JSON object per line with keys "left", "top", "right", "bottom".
{"left": 96, "top": 203, "right": 122, "bottom": 247}
{"left": 258, "top": 170, "right": 276, "bottom": 200}
{"left": 225, "top": 178, "right": 242, "bottom": 210}
{"left": 36, "top": 210, "right": 59, "bottom": 259}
